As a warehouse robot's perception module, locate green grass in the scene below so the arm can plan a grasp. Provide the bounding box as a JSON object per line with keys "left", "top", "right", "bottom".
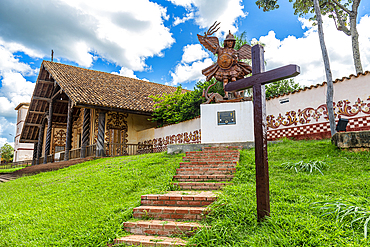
{"left": 0, "top": 167, "right": 25, "bottom": 173}
{"left": 0, "top": 152, "right": 183, "bottom": 246}
{"left": 189, "top": 139, "right": 370, "bottom": 246}
{"left": 1, "top": 139, "right": 370, "bottom": 246}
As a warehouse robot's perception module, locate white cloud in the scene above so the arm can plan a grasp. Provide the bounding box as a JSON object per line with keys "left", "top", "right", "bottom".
{"left": 171, "top": 58, "right": 214, "bottom": 85}
{"left": 252, "top": 15, "right": 370, "bottom": 86}
{"left": 0, "top": 42, "right": 35, "bottom": 76}
{"left": 112, "top": 67, "right": 139, "bottom": 79}
{"left": 181, "top": 44, "right": 209, "bottom": 63}
{"left": 173, "top": 12, "right": 194, "bottom": 26}
{"left": 169, "top": 0, "right": 246, "bottom": 34}
{"left": 0, "top": 117, "right": 16, "bottom": 147}
{"left": 0, "top": 0, "right": 175, "bottom": 70}
{"left": 0, "top": 72, "right": 35, "bottom": 118}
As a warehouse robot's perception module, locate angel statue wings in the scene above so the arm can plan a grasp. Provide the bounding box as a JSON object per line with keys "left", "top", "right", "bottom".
{"left": 198, "top": 22, "right": 252, "bottom": 101}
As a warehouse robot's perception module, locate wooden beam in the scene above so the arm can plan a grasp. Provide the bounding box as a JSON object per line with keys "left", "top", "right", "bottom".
{"left": 20, "top": 139, "right": 38, "bottom": 143}
{"left": 38, "top": 79, "right": 54, "bottom": 84}
{"left": 33, "top": 96, "right": 51, "bottom": 102}
{"left": 53, "top": 113, "right": 67, "bottom": 117}
{"left": 225, "top": 64, "right": 300, "bottom": 92}
{"left": 25, "top": 123, "right": 42, "bottom": 127}
{"left": 29, "top": 111, "right": 45, "bottom": 115}
{"left": 51, "top": 89, "right": 63, "bottom": 100}
{"left": 75, "top": 103, "right": 152, "bottom": 116}
{"left": 55, "top": 99, "right": 69, "bottom": 103}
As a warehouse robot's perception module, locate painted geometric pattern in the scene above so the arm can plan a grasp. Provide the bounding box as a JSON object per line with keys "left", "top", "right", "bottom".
{"left": 139, "top": 129, "right": 201, "bottom": 153}
{"left": 267, "top": 96, "right": 370, "bottom": 129}
{"left": 267, "top": 115, "right": 370, "bottom": 141}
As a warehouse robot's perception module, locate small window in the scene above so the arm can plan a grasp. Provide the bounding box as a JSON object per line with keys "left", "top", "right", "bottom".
{"left": 279, "top": 98, "right": 289, "bottom": 104}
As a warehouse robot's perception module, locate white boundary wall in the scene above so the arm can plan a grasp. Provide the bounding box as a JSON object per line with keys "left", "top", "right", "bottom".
{"left": 266, "top": 72, "right": 370, "bottom": 140}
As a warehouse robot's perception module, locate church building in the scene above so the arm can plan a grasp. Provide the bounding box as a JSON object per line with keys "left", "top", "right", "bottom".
{"left": 20, "top": 61, "right": 183, "bottom": 165}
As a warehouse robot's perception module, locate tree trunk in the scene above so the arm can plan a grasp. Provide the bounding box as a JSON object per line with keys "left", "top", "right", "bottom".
{"left": 349, "top": 4, "right": 363, "bottom": 74}
{"left": 314, "top": 0, "right": 336, "bottom": 136}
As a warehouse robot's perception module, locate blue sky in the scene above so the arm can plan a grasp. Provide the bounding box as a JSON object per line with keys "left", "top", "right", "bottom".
{"left": 1, "top": 0, "right": 370, "bottom": 146}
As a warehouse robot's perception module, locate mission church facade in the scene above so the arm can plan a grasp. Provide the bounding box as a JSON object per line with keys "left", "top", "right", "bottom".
{"left": 19, "top": 61, "right": 186, "bottom": 164}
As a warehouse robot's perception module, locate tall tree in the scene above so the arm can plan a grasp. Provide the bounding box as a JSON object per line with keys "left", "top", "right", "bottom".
{"left": 265, "top": 79, "right": 302, "bottom": 98}
{"left": 255, "top": 0, "right": 336, "bottom": 135}
{"left": 0, "top": 143, "right": 14, "bottom": 163}
{"left": 313, "top": 0, "right": 336, "bottom": 136}
{"left": 255, "top": 0, "right": 363, "bottom": 74}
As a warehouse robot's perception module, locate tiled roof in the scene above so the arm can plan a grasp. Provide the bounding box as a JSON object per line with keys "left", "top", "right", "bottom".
{"left": 267, "top": 71, "right": 370, "bottom": 100}
{"left": 42, "top": 60, "right": 186, "bottom": 113}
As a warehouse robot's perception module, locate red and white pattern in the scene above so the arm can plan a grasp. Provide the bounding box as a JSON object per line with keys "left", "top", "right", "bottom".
{"left": 267, "top": 115, "right": 370, "bottom": 141}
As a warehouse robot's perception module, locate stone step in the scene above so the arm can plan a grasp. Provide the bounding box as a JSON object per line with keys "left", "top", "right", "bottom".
{"left": 173, "top": 174, "right": 234, "bottom": 182}
{"left": 183, "top": 153, "right": 239, "bottom": 157}
{"left": 179, "top": 161, "right": 237, "bottom": 166}
{"left": 132, "top": 206, "right": 207, "bottom": 221}
{"left": 113, "top": 235, "right": 187, "bottom": 246}
{"left": 183, "top": 154, "right": 239, "bottom": 160}
{"left": 202, "top": 146, "right": 242, "bottom": 150}
{"left": 141, "top": 191, "right": 216, "bottom": 207}
{"left": 0, "top": 175, "right": 16, "bottom": 183}
{"left": 183, "top": 158, "right": 239, "bottom": 163}
{"left": 176, "top": 167, "right": 236, "bottom": 175}
{"left": 123, "top": 220, "right": 205, "bottom": 236}
{"left": 172, "top": 182, "right": 231, "bottom": 190}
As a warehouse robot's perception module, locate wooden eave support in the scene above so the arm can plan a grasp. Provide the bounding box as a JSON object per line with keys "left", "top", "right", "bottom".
{"left": 33, "top": 96, "right": 52, "bottom": 102}
{"left": 20, "top": 139, "right": 38, "bottom": 143}
{"left": 25, "top": 123, "right": 42, "bottom": 127}
{"left": 75, "top": 103, "right": 152, "bottom": 116}
{"left": 38, "top": 79, "right": 54, "bottom": 85}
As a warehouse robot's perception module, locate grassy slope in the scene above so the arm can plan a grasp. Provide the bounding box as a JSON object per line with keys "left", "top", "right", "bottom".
{"left": 1, "top": 139, "right": 370, "bottom": 246}
{"left": 190, "top": 139, "right": 370, "bottom": 246}
{"left": 0, "top": 153, "right": 183, "bottom": 246}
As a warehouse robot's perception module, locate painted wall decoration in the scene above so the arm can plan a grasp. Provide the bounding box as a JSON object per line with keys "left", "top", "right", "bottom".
{"left": 52, "top": 129, "right": 66, "bottom": 153}
{"left": 267, "top": 96, "right": 370, "bottom": 129}
{"left": 266, "top": 96, "right": 370, "bottom": 140}
{"left": 93, "top": 111, "right": 128, "bottom": 144}
{"left": 139, "top": 129, "right": 201, "bottom": 152}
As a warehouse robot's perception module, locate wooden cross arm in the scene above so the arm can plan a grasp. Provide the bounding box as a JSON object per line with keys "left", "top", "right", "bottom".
{"left": 225, "top": 64, "right": 300, "bottom": 92}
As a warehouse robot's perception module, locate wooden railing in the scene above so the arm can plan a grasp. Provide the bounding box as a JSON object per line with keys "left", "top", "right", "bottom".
{"left": 26, "top": 143, "right": 153, "bottom": 165}
{"left": 86, "top": 144, "right": 96, "bottom": 157}
{"left": 104, "top": 143, "right": 153, "bottom": 157}
{"left": 0, "top": 160, "right": 32, "bottom": 169}
{"left": 69, "top": 148, "right": 81, "bottom": 160}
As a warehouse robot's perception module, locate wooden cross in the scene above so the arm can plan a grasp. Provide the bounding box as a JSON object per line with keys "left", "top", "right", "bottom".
{"left": 225, "top": 44, "right": 300, "bottom": 221}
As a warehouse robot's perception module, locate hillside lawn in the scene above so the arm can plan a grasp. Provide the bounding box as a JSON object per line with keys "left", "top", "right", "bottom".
{"left": 0, "top": 139, "right": 369, "bottom": 246}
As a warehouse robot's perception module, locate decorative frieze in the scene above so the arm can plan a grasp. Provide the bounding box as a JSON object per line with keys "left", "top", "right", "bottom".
{"left": 139, "top": 129, "right": 201, "bottom": 152}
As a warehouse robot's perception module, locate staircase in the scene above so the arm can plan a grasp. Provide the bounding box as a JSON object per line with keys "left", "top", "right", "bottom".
{"left": 113, "top": 146, "right": 241, "bottom": 246}
{"left": 0, "top": 173, "right": 16, "bottom": 183}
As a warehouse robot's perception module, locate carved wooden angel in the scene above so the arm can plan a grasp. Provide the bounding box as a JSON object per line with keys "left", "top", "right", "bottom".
{"left": 198, "top": 22, "right": 252, "bottom": 98}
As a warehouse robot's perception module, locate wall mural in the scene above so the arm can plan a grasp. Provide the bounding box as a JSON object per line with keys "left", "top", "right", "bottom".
{"left": 52, "top": 129, "right": 66, "bottom": 153}
{"left": 267, "top": 96, "right": 370, "bottom": 129}
{"left": 93, "top": 111, "right": 128, "bottom": 144}
{"left": 139, "top": 129, "right": 201, "bottom": 152}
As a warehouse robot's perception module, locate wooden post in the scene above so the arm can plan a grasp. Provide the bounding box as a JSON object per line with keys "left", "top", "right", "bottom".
{"left": 96, "top": 111, "right": 106, "bottom": 157}
{"left": 32, "top": 142, "right": 38, "bottom": 166}
{"left": 252, "top": 45, "right": 270, "bottom": 221}
{"left": 81, "top": 108, "right": 90, "bottom": 158}
{"left": 64, "top": 99, "right": 73, "bottom": 161}
{"left": 36, "top": 120, "right": 46, "bottom": 165}
{"left": 44, "top": 101, "right": 53, "bottom": 164}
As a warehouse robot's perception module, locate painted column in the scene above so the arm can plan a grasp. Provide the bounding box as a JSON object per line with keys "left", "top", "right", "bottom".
{"left": 64, "top": 99, "right": 73, "bottom": 161}
{"left": 96, "top": 111, "right": 106, "bottom": 157}
{"left": 80, "top": 108, "right": 90, "bottom": 158}
{"left": 44, "top": 101, "right": 53, "bottom": 164}
{"left": 36, "top": 120, "right": 46, "bottom": 165}
{"left": 32, "top": 142, "right": 38, "bottom": 166}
